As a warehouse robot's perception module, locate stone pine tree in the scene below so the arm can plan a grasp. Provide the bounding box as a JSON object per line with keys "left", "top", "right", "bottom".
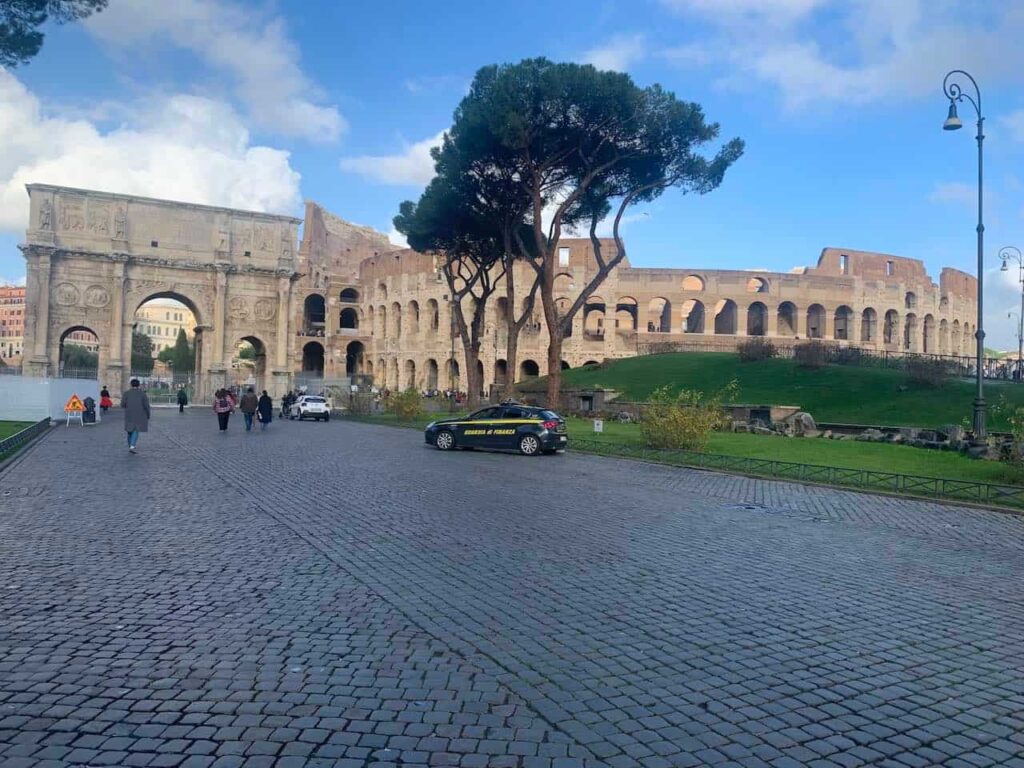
{"left": 443, "top": 59, "right": 744, "bottom": 404}
{"left": 130, "top": 330, "right": 154, "bottom": 376}
{"left": 1, "top": 1, "right": 108, "bottom": 67}
{"left": 394, "top": 171, "right": 508, "bottom": 408}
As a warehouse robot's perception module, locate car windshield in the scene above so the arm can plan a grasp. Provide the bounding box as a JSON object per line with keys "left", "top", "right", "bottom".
{"left": 540, "top": 410, "right": 560, "bottom": 420}
{"left": 303, "top": 397, "right": 326, "bottom": 403}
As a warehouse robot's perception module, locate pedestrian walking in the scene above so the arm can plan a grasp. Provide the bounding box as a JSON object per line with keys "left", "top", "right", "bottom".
{"left": 213, "top": 388, "right": 234, "bottom": 432}
{"left": 239, "top": 386, "right": 258, "bottom": 432}
{"left": 176, "top": 385, "right": 188, "bottom": 413}
{"left": 122, "top": 378, "right": 150, "bottom": 453}
{"left": 257, "top": 390, "right": 273, "bottom": 431}
{"left": 99, "top": 386, "right": 113, "bottom": 413}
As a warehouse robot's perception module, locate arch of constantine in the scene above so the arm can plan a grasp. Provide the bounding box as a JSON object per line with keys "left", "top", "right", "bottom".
{"left": 19, "top": 184, "right": 978, "bottom": 397}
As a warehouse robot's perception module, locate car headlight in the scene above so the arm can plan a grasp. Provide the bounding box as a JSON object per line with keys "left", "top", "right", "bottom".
{"left": 425, "top": 421, "right": 436, "bottom": 430}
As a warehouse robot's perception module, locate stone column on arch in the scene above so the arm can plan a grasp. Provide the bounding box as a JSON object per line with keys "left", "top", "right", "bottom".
{"left": 766, "top": 306, "right": 779, "bottom": 337}
{"left": 107, "top": 259, "right": 127, "bottom": 394}
{"left": 736, "top": 306, "right": 748, "bottom": 337}
{"left": 210, "top": 265, "right": 229, "bottom": 375}
{"left": 27, "top": 251, "right": 52, "bottom": 375}
{"left": 271, "top": 273, "right": 293, "bottom": 397}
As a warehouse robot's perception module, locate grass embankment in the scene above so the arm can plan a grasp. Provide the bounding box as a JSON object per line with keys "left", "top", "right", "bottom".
{"left": 352, "top": 412, "right": 1024, "bottom": 486}
{"left": 535, "top": 352, "right": 1024, "bottom": 430}
{"left": 0, "top": 421, "right": 32, "bottom": 441}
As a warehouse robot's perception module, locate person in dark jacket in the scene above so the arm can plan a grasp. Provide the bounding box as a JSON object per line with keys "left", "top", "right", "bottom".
{"left": 239, "top": 387, "right": 259, "bottom": 431}
{"left": 99, "top": 386, "right": 113, "bottom": 413}
{"left": 257, "top": 390, "right": 274, "bottom": 431}
{"left": 122, "top": 378, "right": 150, "bottom": 453}
{"left": 176, "top": 386, "right": 188, "bottom": 413}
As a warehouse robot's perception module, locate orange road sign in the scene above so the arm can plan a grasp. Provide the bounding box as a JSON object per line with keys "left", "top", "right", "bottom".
{"left": 64, "top": 394, "right": 85, "bottom": 412}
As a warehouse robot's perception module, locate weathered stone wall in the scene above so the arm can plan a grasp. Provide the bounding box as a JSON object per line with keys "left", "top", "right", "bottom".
{"left": 21, "top": 185, "right": 301, "bottom": 398}
{"left": 20, "top": 185, "right": 979, "bottom": 399}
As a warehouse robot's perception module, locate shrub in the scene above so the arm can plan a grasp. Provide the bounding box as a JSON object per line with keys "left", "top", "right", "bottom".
{"left": 640, "top": 380, "right": 738, "bottom": 451}
{"left": 903, "top": 356, "right": 952, "bottom": 388}
{"left": 793, "top": 340, "right": 827, "bottom": 369}
{"left": 385, "top": 388, "right": 424, "bottom": 421}
{"left": 347, "top": 392, "right": 374, "bottom": 416}
{"left": 737, "top": 337, "right": 776, "bottom": 362}
{"left": 828, "top": 346, "right": 864, "bottom": 366}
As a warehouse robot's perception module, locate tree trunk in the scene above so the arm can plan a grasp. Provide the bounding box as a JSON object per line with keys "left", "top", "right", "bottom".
{"left": 541, "top": 285, "right": 563, "bottom": 406}
{"left": 504, "top": 330, "right": 518, "bottom": 400}
{"left": 464, "top": 340, "right": 482, "bottom": 409}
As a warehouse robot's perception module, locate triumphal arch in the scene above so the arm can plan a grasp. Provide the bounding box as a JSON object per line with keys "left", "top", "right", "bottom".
{"left": 20, "top": 184, "right": 301, "bottom": 398}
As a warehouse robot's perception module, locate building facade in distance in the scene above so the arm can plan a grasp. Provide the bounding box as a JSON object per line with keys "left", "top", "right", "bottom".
{"left": 19, "top": 185, "right": 978, "bottom": 396}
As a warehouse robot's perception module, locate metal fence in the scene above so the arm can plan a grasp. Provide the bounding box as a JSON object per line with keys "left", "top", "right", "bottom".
{"left": 571, "top": 438, "right": 1024, "bottom": 510}
{"left": 634, "top": 339, "right": 1017, "bottom": 380}
{"left": 0, "top": 418, "right": 52, "bottom": 460}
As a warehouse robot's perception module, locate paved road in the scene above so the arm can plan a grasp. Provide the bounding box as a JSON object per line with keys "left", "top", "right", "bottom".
{"left": 1, "top": 410, "right": 1023, "bottom": 768}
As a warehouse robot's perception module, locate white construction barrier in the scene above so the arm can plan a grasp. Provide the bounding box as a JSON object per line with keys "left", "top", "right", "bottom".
{"left": 0, "top": 375, "right": 101, "bottom": 422}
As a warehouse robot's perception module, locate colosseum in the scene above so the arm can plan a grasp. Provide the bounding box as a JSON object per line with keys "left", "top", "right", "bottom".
{"left": 19, "top": 186, "right": 978, "bottom": 397}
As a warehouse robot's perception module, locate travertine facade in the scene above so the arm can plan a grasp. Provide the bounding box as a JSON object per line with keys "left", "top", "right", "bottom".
{"left": 20, "top": 186, "right": 978, "bottom": 397}
{"left": 21, "top": 184, "right": 300, "bottom": 397}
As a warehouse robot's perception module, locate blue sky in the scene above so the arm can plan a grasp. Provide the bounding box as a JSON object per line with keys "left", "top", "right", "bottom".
{"left": 3, "top": 0, "right": 1024, "bottom": 346}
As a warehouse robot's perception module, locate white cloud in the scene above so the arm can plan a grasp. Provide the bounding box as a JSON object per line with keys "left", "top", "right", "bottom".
{"left": 658, "top": 1, "right": 1024, "bottom": 111}
{"left": 661, "top": 0, "right": 825, "bottom": 25}
{"left": 929, "top": 182, "right": 975, "bottom": 207}
{"left": 1, "top": 276, "right": 26, "bottom": 287}
{"left": 86, "top": 0, "right": 344, "bottom": 142}
{"left": 582, "top": 34, "right": 647, "bottom": 72}
{"left": 0, "top": 69, "right": 301, "bottom": 234}
{"left": 386, "top": 226, "right": 408, "bottom": 248}
{"left": 339, "top": 132, "right": 445, "bottom": 186}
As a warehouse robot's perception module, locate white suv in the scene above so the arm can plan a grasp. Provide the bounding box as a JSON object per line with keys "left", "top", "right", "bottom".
{"left": 289, "top": 395, "right": 330, "bottom": 422}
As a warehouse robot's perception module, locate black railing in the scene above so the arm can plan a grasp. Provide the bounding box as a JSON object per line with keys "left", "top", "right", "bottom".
{"left": 633, "top": 338, "right": 1017, "bottom": 380}
{"left": 571, "top": 439, "right": 1024, "bottom": 510}
{"left": 0, "top": 418, "right": 52, "bottom": 460}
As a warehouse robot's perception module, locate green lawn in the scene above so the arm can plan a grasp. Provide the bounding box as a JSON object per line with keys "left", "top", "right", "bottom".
{"left": 349, "top": 412, "right": 1024, "bottom": 487}
{"left": 530, "top": 353, "right": 1024, "bottom": 430}
{"left": 0, "top": 421, "right": 32, "bottom": 441}
{"left": 569, "top": 418, "right": 1024, "bottom": 485}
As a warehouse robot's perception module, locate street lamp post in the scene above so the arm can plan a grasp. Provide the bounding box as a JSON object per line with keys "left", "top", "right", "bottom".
{"left": 942, "top": 69, "right": 986, "bottom": 442}
{"left": 1000, "top": 246, "right": 1024, "bottom": 382}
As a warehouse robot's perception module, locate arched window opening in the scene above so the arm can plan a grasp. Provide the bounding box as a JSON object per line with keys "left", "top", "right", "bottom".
{"left": 714, "top": 299, "right": 737, "bottom": 335}
{"left": 747, "top": 302, "right": 767, "bottom": 336}
{"left": 833, "top": 306, "right": 853, "bottom": 341}
{"left": 647, "top": 298, "right": 671, "bottom": 333}
{"left": 519, "top": 359, "right": 540, "bottom": 380}
{"left": 860, "top": 308, "right": 877, "bottom": 343}
{"left": 303, "top": 294, "right": 326, "bottom": 336}
{"left": 340, "top": 288, "right": 359, "bottom": 303}
{"left": 301, "top": 341, "right": 324, "bottom": 375}
{"left": 339, "top": 307, "right": 358, "bottom": 330}
{"left": 615, "top": 297, "right": 638, "bottom": 330}
{"left": 806, "top": 304, "right": 825, "bottom": 339}
{"left": 682, "top": 299, "right": 705, "bottom": 334}
{"left": 777, "top": 302, "right": 797, "bottom": 336}
{"left": 682, "top": 275, "right": 705, "bottom": 291}
{"left": 746, "top": 277, "right": 769, "bottom": 294}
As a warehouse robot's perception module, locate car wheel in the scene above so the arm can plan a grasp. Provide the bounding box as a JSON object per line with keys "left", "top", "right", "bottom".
{"left": 435, "top": 430, "right": 455, "bottom": 451}
{"left": 519, "top": 434, "right": 541, "bottom": 456}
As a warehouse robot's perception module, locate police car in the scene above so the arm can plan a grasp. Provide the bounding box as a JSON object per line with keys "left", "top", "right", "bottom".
{"left": 424, "top": 403, "right": 568, "bottom": 455}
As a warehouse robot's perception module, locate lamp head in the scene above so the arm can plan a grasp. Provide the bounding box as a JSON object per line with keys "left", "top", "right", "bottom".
{"left": 943, "top": 101, "right": 962, "bottom": 131}
{"left": 1002, "top": 259, "right": 1009, "bottom": 272}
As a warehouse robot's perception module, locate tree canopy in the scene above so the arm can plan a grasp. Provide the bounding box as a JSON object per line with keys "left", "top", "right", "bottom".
{"left": 418, "top": 58, "right": 744, "bottom": 402}
{"left": 131, "top": 330, "right": 154, "bottom": 375}
{"left": 1, "top": 0, "right": 108, "bottom": 68}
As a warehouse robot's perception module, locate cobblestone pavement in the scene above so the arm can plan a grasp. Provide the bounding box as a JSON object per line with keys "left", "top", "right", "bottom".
{"left": 1, "top": 411, "right": 1023, "bottom": 768}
